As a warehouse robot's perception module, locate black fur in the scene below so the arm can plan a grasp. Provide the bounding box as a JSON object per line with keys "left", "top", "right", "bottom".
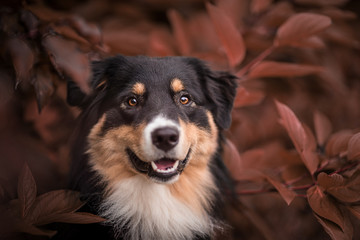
{"left": 59, "top": 55, "right": 237, "bottom": 240}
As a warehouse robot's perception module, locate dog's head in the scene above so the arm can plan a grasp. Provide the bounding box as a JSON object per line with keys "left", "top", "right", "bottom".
{"left": 68, "top": 55, "right": 237, "bottom": 185}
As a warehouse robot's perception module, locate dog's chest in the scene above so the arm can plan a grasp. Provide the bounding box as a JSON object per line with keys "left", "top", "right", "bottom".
{"left": 100, "top": 175, "right": 212, "bottom": 240}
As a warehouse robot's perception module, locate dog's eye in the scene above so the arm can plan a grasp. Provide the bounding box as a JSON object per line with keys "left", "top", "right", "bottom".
{"left": 127, "top": 97, "right": 138, "bottom": 107}
{"left": 179, "top": 95, "right": 190, "bottom": 105}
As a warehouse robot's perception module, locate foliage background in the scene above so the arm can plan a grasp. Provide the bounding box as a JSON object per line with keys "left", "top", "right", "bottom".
{"left": 1, "top": 0, "right": 360, "bottom": 239}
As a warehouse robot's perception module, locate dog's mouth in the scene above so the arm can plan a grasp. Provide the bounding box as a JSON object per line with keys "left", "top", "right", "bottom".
{"left": 126, "top": 148, "right": 190, "bottom": 182}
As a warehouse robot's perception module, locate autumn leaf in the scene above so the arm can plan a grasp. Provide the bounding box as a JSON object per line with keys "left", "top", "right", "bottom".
{"left": 25, "top": 190, "right": 84, "bottom": 225}
{"left": 325, "top": 130, "right": 354, "bottom": 157}
{"left": 314, "top": 110, "right": 332, "bottom": 147}
{"left": 347, "top": 132, "right": 360, "bottom": 161}
{"left": 266, "top": 176, "right": 297, "bottom": 205}
{"left": 167, "top": 10, "right": 191, "bottom": 55}
{"left": 250, "top": 0, "right": 273, "bottom": 14}
{"left": 314, "top": 214, "right": 353, "bottom": 240}
{"left": 206, "top": 3, "right": 246, "bottom": 68}
{"left": 294, "top": 0, "right": 349, "bottom": 7}
{"left": 18, "top": 163, "right": 37, "bottom": 218}
{"left": 31, "top": 65, "right": 55, "bottom": 112}
{"left": 274, "top": 13, "right": 332, "bottom": 47}
{"left": 318, "top": 171, "right": 360, "bottom": 203}
{"left": 65, "top": 16, "right": 102, "bottom": 45}
{"left": 42, "top": 33, "right": 91, "bottom": 94}
{"left": 7, "top": 37, "right": 35, "bottom": 87}
{"left": 247, "top": 61, "right": 323, "bottom": 79}
{"left": 275, "top": 100, "right": 319, "bottom": 175}
{"left": 347, "top": 205, "right": 360, "bottom": 220}
{"left": 307, "top": 185, "right": 346, "bottom": 232}
{"left": 233, "top": 86, "right": 265, "bottom": 108}
{"left": 35, "top": 212, "right": 105, "bottom": 225}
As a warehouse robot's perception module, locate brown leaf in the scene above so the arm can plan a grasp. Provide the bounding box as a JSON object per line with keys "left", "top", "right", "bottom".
{"left": 16, "top": 220, "right": 57, "bottom": 237}
{"left": 314, "top": 214, "right": 353, "bottom": 240}
{"left": 65, "top": 16, "right": 102, "bottom": 45}
{"left": 7, "top": 37, "right": 35, "bottom": 87}
{"left": 31, "top": 66, "right": 55, "bottom": 111}
{"left": 206, "top": 3, "right": 246, "bottom": 68}
{"left": 347, "top": 205, "right": 360, "bottom": 220}
{"left": 233, "top": 86, "right": 265, "bottom": 108}
{"left": 314, "top": 110, "right": 332, "bottom": 146}
{"left": 26, "top": 190, "right": 84, "bottom": 225}
{"left": 42, "top": 34, "right": 91, "bottom": 94}
{"left": 167, "top": 10, "right": 192, "bottom": 55}
{"left": 36, "top": 212, "right": 105, "bottom": 225}
{"left": 274, "top": 13, "right": 332, "bottom": 47}
{"left": 248, "top": 61, "right": 323, "bottom": 79}
{"left": 250, "top": 0, "right": 273, "bottom": 14}
{"left": 307, "top": 185, "right": 346, "bottom": 231}
{"left": 347, "top": 132, "right": 360, "bottom": 161}
{"left": 18, "top": 163, "right": 37, "bottom": 218}
{"left": 325, "top": 130, "right": 354, "bottom": 157}
{"left": 275, "top": 100, "right": 319, "bottom": 174}
{"left": 294, "top": 0, "right": 349, "bottom": 7}
{"left": 222, "top": 139, "right": 242, "bottom": 180}
{"left": 288, "top": 36, "right": 326, "bottom": 49}
{"left": 266, "top": 176, "right": 297, "bottom": 205}
{"left": 318, "top": 171, "right": 360, "bottom": 203}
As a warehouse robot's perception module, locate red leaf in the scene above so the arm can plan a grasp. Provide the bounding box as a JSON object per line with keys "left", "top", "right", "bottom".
{"left": 42, "top": 34, "right": 91, "bottom": 94}
{"left": 325, "top": 130, "right": 354, "bottom": 157}
{"left": 275, "top": 101, "right": 319, "bottom": 174}
{"left": 266, "top": 176, "right": 297, "bottom": 205}
{"left": 314, "top": 214, "right": 353, "bottom": 240}
{"left": 7, "top": 37, "right": 35, "bottom": 87}
{"left": 18, "top": 163, "right": 37, "bottom": 218}
{"left": 274, "top": 13, "right": 332, "bottom": 47}
{"left": 347, "top": 132, "right": 360, "bottom": 161}
{"left": 31, "top": 65, "right": 55, "bottom": 111}
{"left": 222, "top": 139, "right": 242, "bottom": 180}
{"left": 233, "top": 86, "right": 265, "bottom": 108}
{"left": 294, "top": 0, "right": 349, "bottom": 7}
{"left": 248, "top": 61, "right": 323, "bottom": 79}
{"left": 318, "top": 171, "right": 360, "bottom": 203}
{"left": 167, "top": 10, "right": 192, "bottom": 55}
{"left": 314, "top": 110, "right": 332, "bottom": 146}
{"left": 35, "top": 212, "right": 105, "bottom": 225}
{"left": 26, "top": 190, "right": 84, "bottom": 225}
{"left": 347, "top": 205, "right": 360, "bottom": 220}
{"left": 250, "top": 0, "right": 273, "bottom": 14}
{"left": 307, "top": 185, "right": 346, "bottom": 232}
{"left": 65, "top": 16, "right": 102, "bottom": 45}
{"left": 206, "top": 3, "right": 246, "bottom": 68}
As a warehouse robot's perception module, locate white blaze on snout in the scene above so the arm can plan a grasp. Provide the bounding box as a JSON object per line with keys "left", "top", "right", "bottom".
{"left": 142, "top": 115, "right": 185, "bottom": 161}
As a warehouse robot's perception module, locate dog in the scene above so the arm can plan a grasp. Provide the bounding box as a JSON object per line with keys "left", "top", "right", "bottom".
{"left": 64, "top": 55, "right": 237, "bottom": 240}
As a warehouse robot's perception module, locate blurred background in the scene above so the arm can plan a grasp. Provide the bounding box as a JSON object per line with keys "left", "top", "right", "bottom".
{"left": 1, "top": 0, "right": 360, "bottom": 239}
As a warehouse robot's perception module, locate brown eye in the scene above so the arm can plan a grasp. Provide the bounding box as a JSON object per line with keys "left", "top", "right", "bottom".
{"left": 128, "top": 97, "right": 138, "bottom": 106}
{"left": 180, "top": 95, "right": 190, "bottom": 105}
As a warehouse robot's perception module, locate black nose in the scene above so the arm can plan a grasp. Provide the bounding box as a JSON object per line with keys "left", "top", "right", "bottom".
{"left": 151, "top": 127, "right": 179, "bottom": 152}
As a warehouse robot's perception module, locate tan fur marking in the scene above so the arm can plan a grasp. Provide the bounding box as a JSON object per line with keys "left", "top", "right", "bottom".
{"left": 132, "top": 82, "right": 146, "bottom": 95}
{"left": 87, "top": 114, "right": 147, "bottom": 194}
{"left": 171, "top": 78, "right": 185, "bottom": 92}
{"left": 87, "top": 111, "right": 219, "bottom": 215}
{"left": 169, "top": 111, "right": 219, "bottom": 215}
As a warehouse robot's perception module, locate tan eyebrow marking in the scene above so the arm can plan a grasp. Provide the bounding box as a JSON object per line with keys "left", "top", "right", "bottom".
{"left": 132, "top": 82, "right": 146, "bottom": 95}
{"left": 171, "top": 78, "right": 185, "bottom": 92}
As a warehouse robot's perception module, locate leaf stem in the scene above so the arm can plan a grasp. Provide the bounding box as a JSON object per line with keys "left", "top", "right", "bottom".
{"left": 237, "top": 45, "right": 275, "bottom": 78}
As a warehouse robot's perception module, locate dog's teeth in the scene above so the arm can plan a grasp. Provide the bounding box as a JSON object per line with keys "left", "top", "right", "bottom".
{"left": 151, "top": 160, "right": 179, "bottom": 173}
{"left": 151, "top": 161, "right": 158, "bottom": 170}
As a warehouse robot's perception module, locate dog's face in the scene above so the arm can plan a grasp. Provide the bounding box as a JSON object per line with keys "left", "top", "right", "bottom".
{"left": 68, "top": 55, "right": 236, "bottom": 186}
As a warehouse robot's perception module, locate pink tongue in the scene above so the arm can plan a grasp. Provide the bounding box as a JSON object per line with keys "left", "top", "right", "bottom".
{"left": 154, "top": 159, "right": 175, "bottom": 170}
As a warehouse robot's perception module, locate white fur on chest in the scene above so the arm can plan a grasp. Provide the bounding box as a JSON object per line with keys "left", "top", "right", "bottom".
{"left": 100, "top": 175, "right": 212, "bottom": 240}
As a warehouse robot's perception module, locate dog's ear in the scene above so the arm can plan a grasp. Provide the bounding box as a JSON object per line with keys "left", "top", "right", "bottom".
{"left": 205, "top": 69, "right": 237, "bottom": 129}
{"left": 67, "top": 60, "right": 108, "bottom": 107}
{"left": 187, "top": 58, "right": 237, "bottom": 129}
